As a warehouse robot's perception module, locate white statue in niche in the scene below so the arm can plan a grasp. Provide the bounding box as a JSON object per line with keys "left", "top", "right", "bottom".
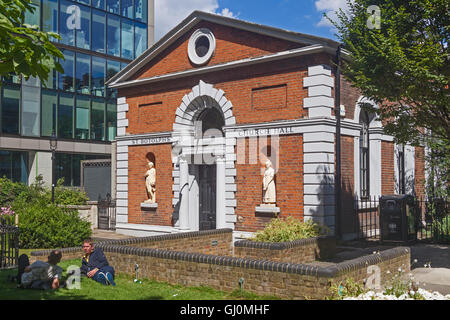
{"left": 144, "top": 161, "right": 156, "bottom": 203}
{"left": 262, "top": 160, "right": 276, "bottom": 205}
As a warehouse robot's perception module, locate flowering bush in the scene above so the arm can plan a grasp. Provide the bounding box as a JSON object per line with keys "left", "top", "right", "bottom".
{"left": 0, "top": 206, "right": 15, "bottom": 216}
{"left": 344, "top": 289, "right": 450, "bottom": 300}
{"left": 339, "top": 261, "right": 450, "bottom": 300}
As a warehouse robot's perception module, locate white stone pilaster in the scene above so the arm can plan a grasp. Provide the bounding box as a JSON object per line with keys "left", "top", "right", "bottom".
{"left": 178, "top": 157, "right": 190, "bottom": 230}
{"left": 216, "top": 156, "right": 226, "bottom": 229}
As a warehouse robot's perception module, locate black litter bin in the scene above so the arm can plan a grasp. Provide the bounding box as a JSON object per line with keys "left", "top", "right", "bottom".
{"left": 379, "top": 195, "right": 418, "bottom": 243}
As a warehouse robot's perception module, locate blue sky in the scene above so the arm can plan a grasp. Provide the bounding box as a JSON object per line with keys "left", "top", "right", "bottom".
{"left": 216, "top": 0, "right": 338, "bottom": 39}
{"left": 154, "top": 0, "right": 348, "bottom": 42}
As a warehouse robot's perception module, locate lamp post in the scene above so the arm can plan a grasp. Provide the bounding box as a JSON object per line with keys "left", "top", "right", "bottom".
{"left": 50, "top": 130, "right": 58, "bottom": 203}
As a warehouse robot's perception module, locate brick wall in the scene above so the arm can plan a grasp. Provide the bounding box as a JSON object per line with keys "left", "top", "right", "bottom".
{"left": 235, "top": 134, "right": 303, "bottom": 232}
{"left": 134, "top": 21, "right": 302, "bottom": 81}
{"left": 234, "top": 236, "right": 336, "bottom": 264}
{"left": 106, "top": 229, "right": 233, "bottom": 256}
{"left": 127, "top": 144, "right": 173, "bottom": 226}
{"left": 103, "top": 245, "right": 410, "bottom": 300}
{"left": 382, "top": 141, "right": 395, "bottom": 195}
{"left": 414, "top": 146, "right": 425, "bottom": 198}
{"left": 29, "top": 230, "right": 410, "bottom": 300}
{"left": 340, "top": 135, "right": 356, "bottom": 234}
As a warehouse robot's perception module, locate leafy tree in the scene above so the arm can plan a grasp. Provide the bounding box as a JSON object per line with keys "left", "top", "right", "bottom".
{"left": 0, "top": 0, "right": 63, "bottom": 81}
{"left": 330, "top": 0, "right": 449, "bottom": 195}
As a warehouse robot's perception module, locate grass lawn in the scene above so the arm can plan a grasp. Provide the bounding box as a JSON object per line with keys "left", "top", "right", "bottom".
{"left": 0, "top": 258, "right": 280, "bottom": 300}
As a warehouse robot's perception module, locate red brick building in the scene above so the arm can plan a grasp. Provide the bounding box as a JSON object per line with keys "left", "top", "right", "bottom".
{"left": 107, "top": 11, "right": 425, "bottom": 239}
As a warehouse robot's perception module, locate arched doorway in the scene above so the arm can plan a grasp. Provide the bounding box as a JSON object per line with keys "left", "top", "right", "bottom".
{"left": 171, "top": 80, "right": 236, "bottom": 231}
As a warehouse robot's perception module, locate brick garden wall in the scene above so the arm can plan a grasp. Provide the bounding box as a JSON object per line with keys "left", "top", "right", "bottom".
{"left": 29, "top": 230, "right": 411, "bottom": 299}
{"left": 102, "top": 244, "right": 410, "bottom": 300}
{"left": 234, "top": 236, "right": 336, "bottom": 264}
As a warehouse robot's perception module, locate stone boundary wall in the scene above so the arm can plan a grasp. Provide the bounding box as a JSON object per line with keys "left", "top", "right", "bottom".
{"left": 234, "top": 236, "right": 336, "bottom": 264}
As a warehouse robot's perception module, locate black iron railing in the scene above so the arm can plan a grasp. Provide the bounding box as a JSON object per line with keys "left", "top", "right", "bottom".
{"left": 0, "top": 220, "right": 19, "bottom": 270}
{"left": 354, "top": 196, "right": 380, "bottom": 240}
{"left": 351, "top": 196, "right": 449, "bottom": 243}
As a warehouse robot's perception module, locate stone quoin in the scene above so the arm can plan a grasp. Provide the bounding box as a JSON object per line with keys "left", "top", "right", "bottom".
{"left": 106, "top": 11, "right": 425, "bottom": 239}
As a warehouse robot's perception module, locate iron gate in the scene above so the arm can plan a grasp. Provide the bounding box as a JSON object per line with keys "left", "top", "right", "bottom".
{"left": 0, "top": 222, "right": 19, "bottom": 270}
{"left": 97, "top": 194, "right": 116, "bottom": 231}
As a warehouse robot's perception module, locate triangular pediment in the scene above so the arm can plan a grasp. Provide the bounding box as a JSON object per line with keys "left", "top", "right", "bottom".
{"left": 107, "top": 11, "right": 340, "bottom": 89}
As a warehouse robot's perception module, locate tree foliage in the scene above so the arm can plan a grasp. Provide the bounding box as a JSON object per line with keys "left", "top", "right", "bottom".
{"left": 0, "top": 0, "right": 63, "bottom": 81}
{"left": 330, "top": 0, "right": 449, "bottom": 195}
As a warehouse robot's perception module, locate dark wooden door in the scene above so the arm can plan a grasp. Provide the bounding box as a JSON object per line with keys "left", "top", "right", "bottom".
{"left": 198, "top": 165, "right": 216, "bottom": 230}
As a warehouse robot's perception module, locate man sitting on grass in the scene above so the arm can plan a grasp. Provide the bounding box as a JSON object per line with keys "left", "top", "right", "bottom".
{"left": 19, "top": 250, "right": 63, "bottom": 290}
{"left": 80, "top": 238, "right": 116, "bottom": 286}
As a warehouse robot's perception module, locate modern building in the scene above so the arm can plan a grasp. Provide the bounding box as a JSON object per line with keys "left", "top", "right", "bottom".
{"left": 0, "top": 0, "right": 154, "bottom": 193}
{"left": 107, "top": 11, "right": 425, "bottom": 239}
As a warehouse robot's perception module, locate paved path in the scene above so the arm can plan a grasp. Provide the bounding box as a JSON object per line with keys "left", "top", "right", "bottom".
{"left": 91, "top": 229, "right": 134, "bottom": 241}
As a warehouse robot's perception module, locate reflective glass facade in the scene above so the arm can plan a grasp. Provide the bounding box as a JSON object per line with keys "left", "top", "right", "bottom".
{"left": 0, "top": 0, "right": 149, "bottom": 185}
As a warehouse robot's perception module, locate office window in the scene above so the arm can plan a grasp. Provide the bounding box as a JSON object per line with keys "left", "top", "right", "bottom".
{"left": 91, "top": 98, "right": 105, "bottom": 141}
{"left": 75, "top": 96, "right": 90, "bottom": 140}
{"left": 1, "top": 86, "right": 20, "bottom": 135}
{"left": 55, "top": 153, "right": 72, "bottom": 186}
{"left": 135, "top": 22, "right": 147, "bottom": 58}
{"left": 24, "top": 0, "right": 40, "bottom": 27}
{"left": 59, "top": 50, "right": 74, "bottom": 91}
{"left": 92, "top": 56, "right": 105, "bottom": 97}
{"left": 42, "top": 0, "right": 58, "bottom": 33}
{"left": 76, "top": 52, "right": 91, "bottom": 94}
{"left": 106, "top": 59, "right": 120, "bottom": 98}
{"left": 0, "top": 151, "right": 28, "bottom": 183}
{"left": 121, "top": 0, "right": 133, "bottom": 18}
{"left": 59, "top": 93, "right": 74, "bottom": 139}
{"left": 121, "top": 19, "right": 134, "bottom": 59}
{"left": 41, "top": 89, "right": 58, "bottom": 137}
{"left": 106, "top": 101, "right": 116, "bottom": 141}
{"left": 92, "top": 0, "right": 105, "bottom": 10}
{"left": 107, "top": 0, "right": 120, "bottom": 14}
{"left": 60, "top": 0, "right": 76, "bottom": 46}
{"left": 92, "top": 9, "right": 106, "bottom": 53}
{"left": 21, "top": 77, "right": 41, "bottom": 137}
{"left": 76, "top": 4, "right": 91, "bottom": 50}
{"left": 107, "top": 14, "right": 120, "bottom": 57}
{"left": 135, "top": 0, "right": 147, "bottom": 23}
{"left": 43, "top": 66, "right": 57, "bottom": 89}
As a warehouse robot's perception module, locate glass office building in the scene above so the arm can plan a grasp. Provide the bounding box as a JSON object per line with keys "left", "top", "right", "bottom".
{"left": 0, "top": 0, "right": 153, "bottom": 187}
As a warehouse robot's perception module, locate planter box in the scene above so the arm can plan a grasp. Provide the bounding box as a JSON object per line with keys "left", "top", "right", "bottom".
{"left": 234, "top": 236, "right": 336, "bottom": 264}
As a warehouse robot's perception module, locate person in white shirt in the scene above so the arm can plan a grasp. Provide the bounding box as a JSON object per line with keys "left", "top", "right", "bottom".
{"left": 20, "top": 250, "right": 63, "bottom": 290}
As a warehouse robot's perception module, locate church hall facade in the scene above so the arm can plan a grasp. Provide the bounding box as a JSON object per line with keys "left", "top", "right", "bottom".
{"left": 106, "top": 11, "right": 425, "bottom": 239}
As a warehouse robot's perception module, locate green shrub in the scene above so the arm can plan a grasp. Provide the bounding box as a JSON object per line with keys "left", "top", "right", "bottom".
{"left": 0, "top": 177, "right": 28, "bottom": 206}
{"left": 249, "top": 216, "right": 328, "bottom": 242}
{"left": 53, "top": 178, "right": 89, "bottom": 205}
{"left": 13, "top": 197, "right": 91, "bottom": 249}
{"left": 327, "top": 278, "right": 367, "bottom": 300}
